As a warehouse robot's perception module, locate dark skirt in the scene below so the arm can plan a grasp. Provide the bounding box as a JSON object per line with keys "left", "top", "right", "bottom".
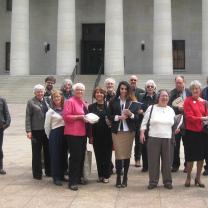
{"left": 49, "top": 126, "right": 65, "bottom": 180}
{"left": 184, "top": 130, "right": 206, "bottom": 162}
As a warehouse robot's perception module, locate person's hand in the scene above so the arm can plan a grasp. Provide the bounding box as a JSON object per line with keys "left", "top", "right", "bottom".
{"left": 123, "top": 109, "right": 132, "bottom": 117}
{"left": 202, "top": 116, "right": 208, "bottom": 121}
{"left": 138, "top": 109, "right": 143, "bottom": 114}
{"left": 140, "top": 132, "right": 146, "bottom": 144}
{"left": 27, "top": 132, "right": 32, "bottom": 140}
{"left": 118, "top": 115, "right": 128, "bottom": 120}
{"left": 175, "top": 129, "right": 180, "bottom": 135}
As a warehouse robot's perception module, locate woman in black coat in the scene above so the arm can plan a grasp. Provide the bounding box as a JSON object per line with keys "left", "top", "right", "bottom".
{"left": 88, "top": 87, "right": 112, "bottom": 183}
{"left": 108, "top": 81, "right": 139, "bottom": 188}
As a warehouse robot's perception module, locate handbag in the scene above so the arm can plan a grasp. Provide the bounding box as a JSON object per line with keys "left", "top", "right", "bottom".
{"left": 83, "top": 150, "right": 92, "bottom": 179}
{"left": 145, "top": 105, "right": 154, "bottom": 138}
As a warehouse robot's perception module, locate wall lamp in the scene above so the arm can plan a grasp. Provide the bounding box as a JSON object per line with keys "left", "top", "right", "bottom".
{"left": 44, "top": 42, "right": 50, "bottom": 53}
{"left": 141, "top": 40, "right": 145, "bottom": 51}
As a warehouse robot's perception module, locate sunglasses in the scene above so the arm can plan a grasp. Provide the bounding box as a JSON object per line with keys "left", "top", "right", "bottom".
{"left": 130, "top": 79, "right": 137, "bottom": 81}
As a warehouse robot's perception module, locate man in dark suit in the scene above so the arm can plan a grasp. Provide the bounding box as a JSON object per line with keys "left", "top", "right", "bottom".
{"left": 201, "top": 76, "right": 208, "bottom": 176}
{"left": 169, "top": 75, "right": 191, "bottom": 172}
{"left": 0, "top": 97, "right": 11, "bottom": 174}
{"left": 129, "top": 75, "right": 144, "bottom": 167}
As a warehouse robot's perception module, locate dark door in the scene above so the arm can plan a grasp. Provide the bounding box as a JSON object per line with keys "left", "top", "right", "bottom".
{"left": 81, "top": 24, "right": 105, "bottom": 74}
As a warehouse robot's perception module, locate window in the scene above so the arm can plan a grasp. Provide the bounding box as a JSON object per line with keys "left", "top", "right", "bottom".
{"left": 6, "top": 0, "right": 12, "bottom": 11}
{"left": 5, "top": 42, "right": 10, "bottom": 72}
{"left": 173, "top": 40, "right": 185, "bottom": 70}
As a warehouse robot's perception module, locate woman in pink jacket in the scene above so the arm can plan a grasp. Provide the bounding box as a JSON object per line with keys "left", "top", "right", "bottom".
{"left": 63, "top": 83, "right": 88, "bottom": 191}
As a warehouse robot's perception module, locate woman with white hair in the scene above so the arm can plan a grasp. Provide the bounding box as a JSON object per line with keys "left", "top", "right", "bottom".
{"left": 25, "top": 84, "right": 50, "bottom": 180}
{"left": 63, "top": 83, "right": 88, "bottom": 191}
{"left": 183, "top": 80, "right": 208, "bottom": 188}
{"left": 138, "top": 80, "right": 157, "bottom": 172}
{"left": 60, "top": 79, "right": 73, "bottom": 100}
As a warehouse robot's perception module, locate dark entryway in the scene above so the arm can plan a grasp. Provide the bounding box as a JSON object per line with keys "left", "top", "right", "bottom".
{"left": 81, "top": 24, "right": 105, "bottom": 74}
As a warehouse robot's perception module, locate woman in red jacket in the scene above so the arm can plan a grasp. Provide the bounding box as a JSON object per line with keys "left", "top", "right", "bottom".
{"left": 184, "top": 80, "right": 208, "bottom": 188}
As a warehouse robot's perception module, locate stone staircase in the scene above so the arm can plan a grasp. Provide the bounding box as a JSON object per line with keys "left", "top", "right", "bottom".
{"left": 0, "top": 74, "right": 207, "bottom": 104}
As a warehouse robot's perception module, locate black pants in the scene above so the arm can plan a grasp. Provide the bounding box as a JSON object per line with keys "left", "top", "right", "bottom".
{"left": 0, "top": 129, "right": 4, "bottom": 169}
{"left": 66, "top": 135, "right": 86, "bottom": 186}
{"left": 31, "top": 130, "right": 51, "bottom": 178}
{"left": 62, "top": 135, "right": 69, "bottom": 173}
{"left": 134, "top": 133, "right": 142, "bottom": 161}
{"left": 93, "top": 135, "right": 112, "bottom": 179}
{"left": 49, "top": 127, "right": 65, "bottom": 181}
{"left": 204, "top": 137, "right": 208, "bottom": 170}
{"left": 172, "top": 133, "right": 186, "bottom": 168}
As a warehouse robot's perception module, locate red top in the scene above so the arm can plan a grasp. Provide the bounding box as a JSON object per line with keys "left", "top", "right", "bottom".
{"left": 184, "top": 96, "right": 207, "bottom": 132}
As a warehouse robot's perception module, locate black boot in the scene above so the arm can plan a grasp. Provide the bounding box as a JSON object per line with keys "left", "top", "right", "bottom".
{"left": 0, "top": 160, "right": 6, "bottom": 175}
{"left": 122, "top": 175, "right": 127, "bottom": 188}
{"left": 116, "top": 174, "right": 121, "bottom": 188}
{"left": 115, "top": 160, "right": 122, "bottom": 188}
{"left": 122, "top": 159, "right": 130, "bottom": 188}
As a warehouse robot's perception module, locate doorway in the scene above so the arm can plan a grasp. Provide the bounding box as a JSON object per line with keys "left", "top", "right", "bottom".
{"left": 81, "top": 24, "right": 105, "bottom": 74}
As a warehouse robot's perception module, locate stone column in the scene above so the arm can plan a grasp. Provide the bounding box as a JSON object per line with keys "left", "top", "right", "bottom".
{"left": 10, "top": 0, "right": 29, "bottom": 75}
{"left": 105, "top": 0, "right": 124, "bottom": 75}
{"left": 56, "top": 0, "right": 76, "bottom": 75}
{"left": 202, "top": 0, "right": 208, "bottom": 74}
{"left": 153, "top": 0, "right": 173, "bottom": 74}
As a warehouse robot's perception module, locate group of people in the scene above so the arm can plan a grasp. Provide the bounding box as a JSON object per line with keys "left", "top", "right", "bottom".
{"left": 1, "top": 74, "right": 208, "bottom": 192}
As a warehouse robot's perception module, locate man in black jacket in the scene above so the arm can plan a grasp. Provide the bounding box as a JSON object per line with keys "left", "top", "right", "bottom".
{"left": 129, "top": 75, "right": 144, "bottom": 167}
{"left": 169, "top": 75, "right": 191, "bottom": 172}
{"left": 201, "top": 76, "right": 208, "bottom": 175}
{"left": 0, "top": 97, "right": 11, "bottom": 174}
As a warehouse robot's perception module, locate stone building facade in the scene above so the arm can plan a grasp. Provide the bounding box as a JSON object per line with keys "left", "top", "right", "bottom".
{"left": 0, "top": 0, "right": 206, "bottom": 75}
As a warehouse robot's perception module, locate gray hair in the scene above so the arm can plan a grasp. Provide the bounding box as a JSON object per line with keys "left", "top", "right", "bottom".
{"left": 145, "top": 80, "right": 157, "bottom": 91}
{"left": 104, "top": 77, "right": 116, "bottom": 86}
{"left": 189, "top": 80, "right": 202, "bottom": 91}
{"left": 72, "top": 83, "right": 85, "bottom": 91}
{"left": 60, "top": 79, "right": 73, "bottom": 91}
{"left": 33, "top": 84, "right": 45, "bottom": 93}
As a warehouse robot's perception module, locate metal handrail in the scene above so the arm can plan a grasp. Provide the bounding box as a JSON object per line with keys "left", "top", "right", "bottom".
{"left": 92, "top": 63, "right": 103, "bottom": 103}
{"left": 71, "top": 64, "right": 77, "bottom": 83}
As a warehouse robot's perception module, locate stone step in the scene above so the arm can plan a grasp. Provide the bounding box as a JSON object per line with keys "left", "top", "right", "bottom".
{"left": 0, "top": 74, "right": 207, "bottom": 103}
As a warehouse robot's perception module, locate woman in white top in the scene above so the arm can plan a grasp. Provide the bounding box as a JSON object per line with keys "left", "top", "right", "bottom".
{"left": 45, "top": 90, "right": 65, "bottom": 186}
{"left": 140, "top": 89, "right": 175, "bottom": 190}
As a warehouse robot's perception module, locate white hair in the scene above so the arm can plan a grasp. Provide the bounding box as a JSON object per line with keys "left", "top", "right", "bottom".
{"left": 60, "top": 79, "right": 73, "bottom": 91}
{"left": 104, "top": 77, "right": 116, "bottom": 86}
{"left": 33, "top": 84, "right": 45, "bottom": 93}
{"left": 145, "top": 80, "right": 157, "bottom": 91}
{"left": 189, "top": 80, "right": 202, "bottom": 91}
{"left": 72, "top": 83, "right": 85, "bottom": 91}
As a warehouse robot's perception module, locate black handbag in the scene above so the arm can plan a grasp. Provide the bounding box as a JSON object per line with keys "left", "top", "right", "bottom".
{"left": 145, "top": 105, "right": 154, "bottom": 138}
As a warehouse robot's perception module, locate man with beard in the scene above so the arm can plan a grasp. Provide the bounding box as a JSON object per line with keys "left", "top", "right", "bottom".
{"left": 129, "top": 75, "right": 144, "bottom": 168}
{"left": 169, "top": 75, "right": 191, "bottom": 172}
{"left": 44, "top": 76, "right": 56, "bottom": 106}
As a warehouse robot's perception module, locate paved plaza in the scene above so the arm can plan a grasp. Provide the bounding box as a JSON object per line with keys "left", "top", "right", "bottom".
{"left": 1, "top": 104, "right": 208, "bottom": 208}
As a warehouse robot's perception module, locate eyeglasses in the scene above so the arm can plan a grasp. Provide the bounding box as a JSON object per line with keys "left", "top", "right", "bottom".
{"left": 146, "top": 85, "right": 154, "bottom": 89}
{"left": 130, "top": 79, "right": 137, "bottom": 81}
